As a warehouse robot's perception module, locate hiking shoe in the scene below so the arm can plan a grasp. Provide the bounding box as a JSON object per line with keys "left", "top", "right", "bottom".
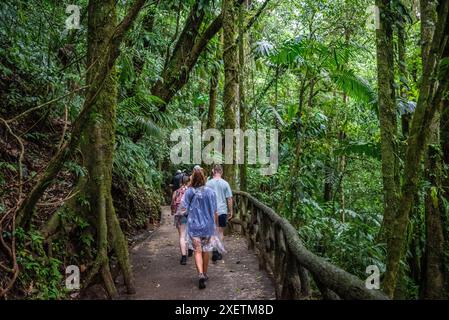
{"left": 212, "top": 250, "right": 219, "bottom": 262}
{"left": 217, "top": 253, "right": 223, "bottom": 260}
{"left": 199, "top": 276, "right": 206, "bottom": 289}
{"left": 204, "top": 273, "right": 209, "bottom": 281}
{"left": 188, "top": 249, "right": 193, "bottom": 257}
{"left": 180, "top": 255, "right": 187, "bottom": 265}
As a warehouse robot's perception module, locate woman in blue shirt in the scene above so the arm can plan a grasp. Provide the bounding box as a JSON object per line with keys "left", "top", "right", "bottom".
{"left": 182, "top": 167, "right": 225, "bottom": 289}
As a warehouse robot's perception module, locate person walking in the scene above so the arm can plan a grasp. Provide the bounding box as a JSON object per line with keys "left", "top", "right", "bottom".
{"left": 171, "top": 169, "right": 183, "bottom": 193}
{"left": 171, "top": 174, "right": 190, "bottom": 265}
{"left": 182, "top": 167, "right": 224, "bottom": 289}
{"left": 205, "top": 164, "right": 233, "bottom": 262}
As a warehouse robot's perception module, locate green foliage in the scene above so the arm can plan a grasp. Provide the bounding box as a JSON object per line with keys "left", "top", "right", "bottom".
{"left": 335, "top": 141, "right": 381, "bottom": 160}
{"left": 298, "top": 204, "right": 386, "bottom": 279}
{"left": 330, "top": 69, "right": 377, "bottom": 107}
{"left": 14, "top": 228, "right": 66, "bottom": 299}
{"left": 114, "top": 135, "right": 162, "bottom": 188}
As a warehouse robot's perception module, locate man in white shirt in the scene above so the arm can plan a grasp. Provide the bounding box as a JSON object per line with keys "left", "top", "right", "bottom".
{"left": 205, "top": 164, "right": 233, "bottom": 261}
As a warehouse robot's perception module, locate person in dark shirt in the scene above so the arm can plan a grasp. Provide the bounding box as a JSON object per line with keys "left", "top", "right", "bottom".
{"left": 171, "top": 170, "right": 183, "bottom": 192}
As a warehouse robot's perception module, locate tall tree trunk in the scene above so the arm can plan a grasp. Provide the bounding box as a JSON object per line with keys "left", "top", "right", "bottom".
{"left": 150, "top": 0, "right": 205, "bottom": 104}
{"left": 419, "top": 1, "right": 446, "bottom": 298}
{"left": 397, "top": 7, "right": 422, "bottom": 287}
{"left": 398, "top": 12, "right": 411, "bottom": 138}
{"left": 222, "top": 0, "right": 239, "bottom": 188}
{"left": 396, "top": 7, "right": 422, "bottom": 297}
{"left": 208, "top": 67, "right": 219, "bottom": 130}
{"left": 238, "top": 1, "right": 248, "bottom": 191}
{"left": 338, "top": 129, "right": 346, "bottom": 222}
{"left": 440, "top": 86, "right": 449, "bottom": 294}
{"left": 80, "top": 0, "right": 135, "bottom": 297}
{"left": 442, "top": 98, "right": 449, "bottom": 201}
{"left": 323, "top": 162, "right": 333, "bottom": 202}
{"left": 150, "top": 1, "right": 224, "bottom": 110}
{"left": 203, "top": 65, "right": 219, "bottom": 175}
{"left": 383, "top": 0, "right": 449, "bottom": 297}
{"left": 149, "top": 0, "right": 268, "bottom": 110}
{"left": 278, "top": 74, "right": 307, "bottom": 215}
{"left": 375, "top": 0, "right": 400, "bottom": 243}
{"left": 420, "top": 144, "right": 446, "bottom": 299}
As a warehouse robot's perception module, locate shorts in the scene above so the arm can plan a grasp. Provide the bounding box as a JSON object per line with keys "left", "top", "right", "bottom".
{"left": 188, "top": 235, "right": 226, "bottom": 253}
{"left": 218, "top": 214, "right": 228, "bottom": 228}
{"left": 174, "top": 215, "right": 187, "bottom": 228}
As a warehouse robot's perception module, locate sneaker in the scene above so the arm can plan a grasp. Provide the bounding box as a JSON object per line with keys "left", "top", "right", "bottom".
{"left": 188, "top": 249, "right": 193, "bottom": 257}
{"left": 204, "top": 273, "right": 209, "bottom": 281}
{"left": 180, "top": 255, "right": 187, "bottom": 265}
{"left": 217, "top": 253, "right": 223, "bottom": 260}
{"left": 212, "top": 250, "right": 219, "bottom": 262}
{"left": 199, "top": 275, "right": 206, "bottom": 289}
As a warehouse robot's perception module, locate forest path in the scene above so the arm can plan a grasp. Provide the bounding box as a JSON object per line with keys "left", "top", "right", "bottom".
{"left": 120, "top": 206, "right": 275, "bottom": 300}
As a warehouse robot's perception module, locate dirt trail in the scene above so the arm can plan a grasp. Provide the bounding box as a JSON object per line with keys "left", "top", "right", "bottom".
{"left": 120, "top": 206, "right": 275, "bottom": 300}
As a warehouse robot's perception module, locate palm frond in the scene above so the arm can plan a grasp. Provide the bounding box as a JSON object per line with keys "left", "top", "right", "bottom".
{"left": 133, "top": 116, "right": 163, "bottom": 138}
{"left": 330, "top": 69, "right": 377, "bottom": 107}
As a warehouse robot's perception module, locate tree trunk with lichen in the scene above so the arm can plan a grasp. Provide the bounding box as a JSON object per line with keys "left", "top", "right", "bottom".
{"left": 208, "top": 67, "right": 218, "bottom": 130}
{"left": 238, "top": 1, "right": 248, "bottom": 191}
{"left": 440, "top": 89, "right": 449, "bottom": 294}
{"left": 202, "top": 64, "right": 219, "bottom": 176}
{"left": 375, "top": 0, "right": 400, "bottom": 244}
{"left": 420, "top": 144, "right": 446, "bottom": 299}
{"left": 222, "top": 0, "right": 239, "bottom": 189}
{"left": 79, "top": 0, "right": 135, "bottom": 298}
{"left": 419, "top": 1, "right": 446, "bottom": 296}
{"left": 383, "top": 0, "right": 449, "bottom": 297}
{"left": 397, "top": 9, "right": 422, "bottom": 290}
{"left": 150, "top": 0, "right": 223, "bottom": 110}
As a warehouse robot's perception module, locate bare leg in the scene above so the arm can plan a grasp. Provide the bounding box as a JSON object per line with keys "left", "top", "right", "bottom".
{"left": 218, "top": 227, "right": 224, "bottom": 241}
{"left": 178, "top": 224, "right": 187, "bottom": 256}
{"left": 202, "top": 252, "right": 209, "bottom": 274}
{"left": 193, "top": 238, "right": 203, "bottom": 274}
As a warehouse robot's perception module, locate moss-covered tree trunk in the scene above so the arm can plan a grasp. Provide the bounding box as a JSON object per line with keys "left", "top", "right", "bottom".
{"left": 208, "top": 67, "right": 219, "bottom": 130}
{"left": 397, "top": 8, "right": 422, "bottom": 289}
{"left": 151, "top": 1, "right": 205, "bottom": 104}
{"left": 238, "top": 1, "right": 248, "bottom": 191}
{"left": 150, "top": 0, "right": 224, "bottom": 110}
{"left": 421, "top": 144, "right": 446, "bottom": 299}
{"left": 440, "top": 88, "right": 449, "bottom": 294}
{"left": 398, "top": 10, "right": 411, "bottom": 138}
{"left": 278, "top": 74, "right": 307, "bottom": 215}
{"left": 202, "top": 64, "right": 219, "bottom": 176}
{"left": 222, "top": 0, "right": 239, "bottom": 188}
{"left": 442, "top": 99, "right": 449, "bottom": 201}
{"left": 383, "top": 0, "right": 449, "bottom": 297}
{"left": 80, "top": 0, "right": 135, "bottom": 297}
{"left": 375, "top": 0, "right": 400, "bottom": 243}
{"left": 419, "top": 3, "right": 447, "bottom": 297}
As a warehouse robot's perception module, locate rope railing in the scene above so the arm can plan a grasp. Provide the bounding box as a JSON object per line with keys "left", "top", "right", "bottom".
{"left": 229, "top": 190, "right": 389, "bottom": 300}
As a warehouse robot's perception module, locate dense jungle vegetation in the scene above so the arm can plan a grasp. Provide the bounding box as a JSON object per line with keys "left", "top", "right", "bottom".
{"left": 0, "top": 0, "right": 448, "bottom": 299}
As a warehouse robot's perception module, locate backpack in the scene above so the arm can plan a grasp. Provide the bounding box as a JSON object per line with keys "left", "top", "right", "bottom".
{"left": 171, "top": 186, "right": 187, "bottom": 215}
